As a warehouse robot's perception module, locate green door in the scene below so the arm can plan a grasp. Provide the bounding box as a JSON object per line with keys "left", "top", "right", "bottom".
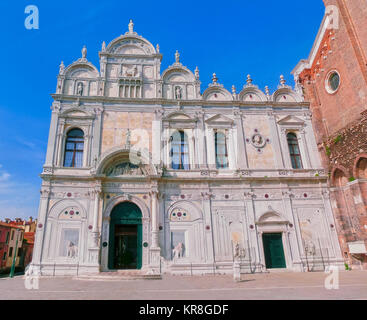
{"left": 262, "top": 233, "right": 286, "bottom": 269}
{"left": 108, "top": 202, "right": 143, "bottom": 270}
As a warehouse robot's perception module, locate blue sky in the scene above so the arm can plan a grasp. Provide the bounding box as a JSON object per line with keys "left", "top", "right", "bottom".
{"left": 0, "top": 0, "right": 324, "bottom": 220}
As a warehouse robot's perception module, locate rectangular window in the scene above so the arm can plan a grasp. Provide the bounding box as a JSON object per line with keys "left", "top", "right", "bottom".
{"left": 5, "top": 232, "right": 9, "bottom": 244}
{"left": 11, "top": 230, "right": 14, "bottom": 241}
{"left": 215, "top": 130, "right": 229, "bottom": 169}
{"left": 2, "top": 252, "right": 6, "bottom": 260}
{"left": 9, "top": 247, "right": 13, "bottom": 257}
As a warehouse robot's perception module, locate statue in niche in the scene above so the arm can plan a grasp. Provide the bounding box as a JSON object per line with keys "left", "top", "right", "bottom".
{"left": 175, "top": 86, "right": 182, "bottom": 100}
{"left": 67, "top": 241, "right": 78, "bottom": 258}
{"left": 77, "top": 82, "right": 84, "bottom": 96}
{"left": 172, "top": 242, "right": 184, "bottom": 259}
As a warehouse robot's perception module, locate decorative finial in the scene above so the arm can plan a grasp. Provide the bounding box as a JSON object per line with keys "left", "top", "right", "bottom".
{"left": 246, "top": 74, "right": 253, "bottom": 85}
{"left": 82, "top": 45, "right": 87, "bottom": 59}
{"left": 175, "top": 50, "right": 180, "bottom": 63}
{"left": 128, "top": 19, "right": 134, "bottom": 33}
{"left": 212, "top": 73, "right": 218, "bottom": 84}
{"left": 156, "top": 44, "right": 160, "bottom": 53}
{"left": 102, "top": 41, "right": 106, "bottom": 52}
{"left": 59, "top": 61, "right": 65, "bottom": 75}
{"left": 195, "top": 66, "right": 199, "bottom": 80}
{"left": 280, "top": 75, "right": 286, "bottom": 86}
{"left": 232, "top": 85, "right": 236, "bottom": 94}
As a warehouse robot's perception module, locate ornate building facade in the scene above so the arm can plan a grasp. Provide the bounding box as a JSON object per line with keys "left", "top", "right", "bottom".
{"left": 293, "top": 0, "right": 367, "bottom": 269}
{"left": 31, "top": 21, "right": 344, "bottom": 276}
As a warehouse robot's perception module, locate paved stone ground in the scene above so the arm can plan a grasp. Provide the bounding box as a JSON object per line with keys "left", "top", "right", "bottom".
{"left": 1, "top": 270, "right": 367, "bottom": 300}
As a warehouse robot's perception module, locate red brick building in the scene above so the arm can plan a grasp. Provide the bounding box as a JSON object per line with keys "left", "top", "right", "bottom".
{"left": 0, "top": 222, "right": 11, "bottom": 270}
{"left": 293, "top": 0, "right": 367, "bottom": 269}
{"left": 0, "top": 218, "right": 37, "bottom": 273}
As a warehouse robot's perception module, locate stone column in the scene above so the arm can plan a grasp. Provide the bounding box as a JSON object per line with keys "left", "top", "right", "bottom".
{"left": 281, "top": 190, "right": 303, "bottom": 270}
{"left": 92, "top": 183, "right": 102, "bottom": 248}
{"left": 267, "top": 111, "right": 285, "bottom": 168}
{"left": 234, "top": 110, "right": 248, "bottom": 169}
{"left": 91, "top": 106, "right": 104, "bottom": 167}
{"left": 44, "top": 103, "right": 61, "bottom": 168}
{"left": 280, "top": 128, "right": 292, "bottom": 169}
{"left": 206, "top": 128, "right": 216, "bottom": 169}
{"left": 201, "top": 192, "right": 215, "bottom": 264}
{"left": 299, "top": 128, "right": 312, "bottom": 169}
{"left": 196, "top": 111, "right": 208, "bottom": 169}
{"left": 244, "top": 191, "right": 261, "bottom": 268}
{"left": 32, "top": 185, "right": 51, "bottom": 269}
{"left": 321, "top": 189, "right": 344, "bottom": 261}
{"left": 149, "top": 188, "right": 161, "bottom": 272}
{"left": 150, "top": 190, "right": 159, "bottom": 248}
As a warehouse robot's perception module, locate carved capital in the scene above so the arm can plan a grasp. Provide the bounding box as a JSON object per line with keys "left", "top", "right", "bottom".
{"left": 282, "top": 190, "right": 295, "bottom": 199}
{"left": 244, "top": 191, "right": 256, "bottom": 200}
{"left": 40, "top": 188, "right": 51, "bottom": 199}
{"left": 201, "top": 192, "right": 213, "bottom": 200}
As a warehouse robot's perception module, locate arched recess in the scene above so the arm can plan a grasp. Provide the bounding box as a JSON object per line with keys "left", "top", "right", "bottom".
{"left": 165, "top": 201, "right": 204, "bottom": 262}
{"left": 256, "top": 211, "right": 291, "bottom": 270}
{"left": 354, "top": 155, "right": 367, "bottom": 179}
{"left": 95, "top": 147, "right": 157, "bottom": 176}
{"left": 331, "top": 167, "right": 349, "bottom": 187}
{"left": 45, "top": 199, "right": 88, "bottom": 262}
{"left": 100, "top": 195, "right": 151, "bottom": 271}
{"left": 108, "top": 201, "right": 143, "bottom": 270}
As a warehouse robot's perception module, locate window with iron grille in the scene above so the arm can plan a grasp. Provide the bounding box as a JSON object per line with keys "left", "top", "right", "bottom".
{"left": 287, "top": 132, "right": 303, "bottom": 169}
{"left": 63, "top": 128, "right": 84, "bottom": 168}
{"left": 215, "top": 130, "right": 229, "bottom": 169}
{"left": 170, "top": 130, "right": 190, "bottom": 170}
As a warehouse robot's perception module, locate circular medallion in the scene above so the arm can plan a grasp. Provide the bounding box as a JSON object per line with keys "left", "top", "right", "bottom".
{"left": 251, "top": 133, "right": 266, "bottom": 148}
{"left": 102, "top": 242, "right": 108, "bottom": 247}
{"left": 143, "top": 242, "right": 149, "bottom": 248}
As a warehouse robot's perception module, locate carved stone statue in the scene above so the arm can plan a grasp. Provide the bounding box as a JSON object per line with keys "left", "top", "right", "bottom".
{"left": 175, "top": 86, "right": 182, "bottom": 100}
{"left": 128, "top": 19, "right": 134, "bottom": 33}
{"left": 77, "top": 82, "right": 83, "bottom": 96}
{"left": 175, "top": 50, "right": 180, "bottom": 64}
{"left": 82, "top": 45, "right": 87, "bottom": 59}
{"left": 102, "top": 41, "right": 106, "bottom": 52}
{"left": 59, "top": 61, "right": 65, "bottom": 75}
{"left": 156, "top": 44, "right": 160, "bottom": 53}
{"left": 172, "top": 242, "right": 184, "bottom": 259}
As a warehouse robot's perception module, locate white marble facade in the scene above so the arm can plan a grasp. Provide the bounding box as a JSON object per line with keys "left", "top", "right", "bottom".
{"left": 31, "top": 21, "right": 344, "bottom": 276}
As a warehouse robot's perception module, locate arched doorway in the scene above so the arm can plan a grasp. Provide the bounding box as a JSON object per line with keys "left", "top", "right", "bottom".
{"left": 108, "top": 202, "right": 142, "bottom": 270}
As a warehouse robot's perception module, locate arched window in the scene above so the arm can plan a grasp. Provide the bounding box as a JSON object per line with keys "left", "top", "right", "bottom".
{"left": 287, "top": 132, "right": 303, "bottom": 169}
{"left": 215, "top": 130, "right": 229, "bottom": 169}
{"left": 64, "top": 129, "right": 84, "bottom": 168}
{"left": 170, "top": 130, "right": 189, "bottom": 170}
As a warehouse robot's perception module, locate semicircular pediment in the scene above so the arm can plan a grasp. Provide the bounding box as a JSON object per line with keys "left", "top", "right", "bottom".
{"left": 107, "top": 36, "right": 155, "bottom": 55}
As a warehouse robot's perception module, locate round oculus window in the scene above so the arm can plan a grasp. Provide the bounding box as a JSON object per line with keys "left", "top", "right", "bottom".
{"left": 326, "top": 71, "right": 340, "bottom": 94}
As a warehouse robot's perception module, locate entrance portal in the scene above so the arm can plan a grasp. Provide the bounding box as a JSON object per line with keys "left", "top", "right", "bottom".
{"left": 108, "top": 202, "right": 142, "bottom": 270}
{"left": 262, "top": 233, "right": 286, "bottom": 269}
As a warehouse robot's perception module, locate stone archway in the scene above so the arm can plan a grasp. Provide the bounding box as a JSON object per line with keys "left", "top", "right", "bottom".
{"left": 108, "top": 202, "right": 143, "bottom": 270}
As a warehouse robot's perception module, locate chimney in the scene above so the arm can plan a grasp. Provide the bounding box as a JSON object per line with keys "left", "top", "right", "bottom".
{"left": 29, "top": 216, "right": 33, "bottom": 222}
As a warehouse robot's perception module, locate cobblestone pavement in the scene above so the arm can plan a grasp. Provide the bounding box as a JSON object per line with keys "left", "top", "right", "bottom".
{"left": 1, "top": 270, "right": 367, "bottom": 300}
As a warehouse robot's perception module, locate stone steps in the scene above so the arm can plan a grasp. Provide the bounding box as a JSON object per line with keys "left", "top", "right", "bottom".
{"left": 73, "top": 270, "right": 162, "bottom": 281}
